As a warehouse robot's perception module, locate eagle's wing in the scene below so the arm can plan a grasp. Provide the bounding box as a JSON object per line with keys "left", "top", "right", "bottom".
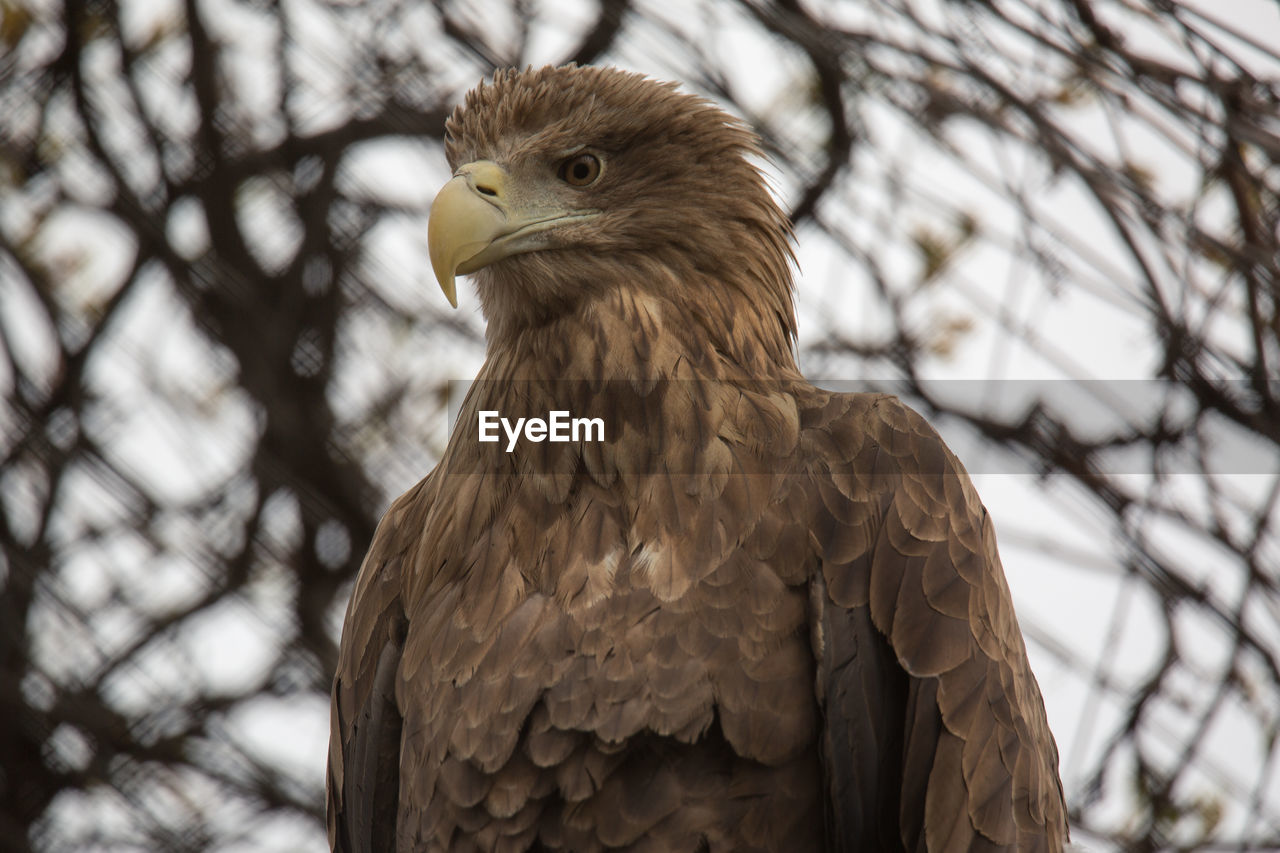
{"left": 327, "top": 476, "right": 431, "bottom": 853}
{"left": 805, "top": 392, "right": 1066, "bottom": 852}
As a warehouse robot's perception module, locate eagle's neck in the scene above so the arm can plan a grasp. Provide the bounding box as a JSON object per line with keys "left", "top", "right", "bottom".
{"left": 425, "top": 270, "right": 806, "bottom": 609}
{"left": 477, "top": 264, "right": 800, "bottom": 386}
{"left": 440, "top": 275, "right": 803, "bottom": 480}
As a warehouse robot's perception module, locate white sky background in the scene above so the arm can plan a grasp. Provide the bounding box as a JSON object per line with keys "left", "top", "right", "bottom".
{"left": 4, "top": 0, "right": 1280, "bottom": 850}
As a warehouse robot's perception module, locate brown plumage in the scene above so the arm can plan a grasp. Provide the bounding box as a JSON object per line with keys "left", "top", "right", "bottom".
{"left": 327, "top": 65, "right": 1068, "bottom": 852}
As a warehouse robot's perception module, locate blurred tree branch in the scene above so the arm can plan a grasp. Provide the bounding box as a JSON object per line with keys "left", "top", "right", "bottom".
{"left": 1, "top": 0, "right": 1277, "bottom": 850}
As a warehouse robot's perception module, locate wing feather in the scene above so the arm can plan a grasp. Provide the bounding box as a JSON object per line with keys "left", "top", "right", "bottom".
{"left": 806, "top": 391, "right": 1067, "bottom": 851}
{"left": 327, "top": 476, "right": 432, "bottom": 853}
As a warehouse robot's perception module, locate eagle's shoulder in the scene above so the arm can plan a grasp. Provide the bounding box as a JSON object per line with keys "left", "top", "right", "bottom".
{"left": 339, "top": 472, "right": 436, "bottom": 657}
{"left": 797, "top": 388, "right": 966, "bottom": 473}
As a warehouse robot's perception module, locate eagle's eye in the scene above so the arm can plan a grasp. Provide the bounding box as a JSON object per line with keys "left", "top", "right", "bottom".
{"left": 558, "top": 153, "right": 602, "bottom": 187}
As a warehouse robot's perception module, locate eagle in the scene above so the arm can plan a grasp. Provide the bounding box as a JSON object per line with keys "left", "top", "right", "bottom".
{"left": 327, "top": 65, "right": 1068, "bottom": 852}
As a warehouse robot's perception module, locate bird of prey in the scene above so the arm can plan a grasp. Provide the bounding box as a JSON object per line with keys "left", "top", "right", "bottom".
{"left": 327, "top": 64, "right": 1068, "bottom": 852}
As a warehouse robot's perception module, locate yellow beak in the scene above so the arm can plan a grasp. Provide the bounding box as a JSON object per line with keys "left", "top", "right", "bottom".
{"left": 427, "top": 161, "right": 509, "bottom": 308}
{"left": 426, "top": 160, "right": 600, "bottom": 307}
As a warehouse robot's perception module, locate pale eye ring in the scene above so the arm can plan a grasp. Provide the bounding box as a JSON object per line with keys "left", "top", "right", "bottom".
{"left": 558, "top": 153, "right": 602, "bottom": 187}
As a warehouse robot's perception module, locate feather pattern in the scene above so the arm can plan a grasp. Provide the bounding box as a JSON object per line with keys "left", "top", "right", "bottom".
{"left": 327, "top": 65, "right": 1067, "bottom": 852}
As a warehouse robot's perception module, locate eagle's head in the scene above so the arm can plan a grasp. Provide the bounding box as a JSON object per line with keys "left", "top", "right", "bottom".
{"left": 428, "top": 65, "right": 796, "bottom": 358}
